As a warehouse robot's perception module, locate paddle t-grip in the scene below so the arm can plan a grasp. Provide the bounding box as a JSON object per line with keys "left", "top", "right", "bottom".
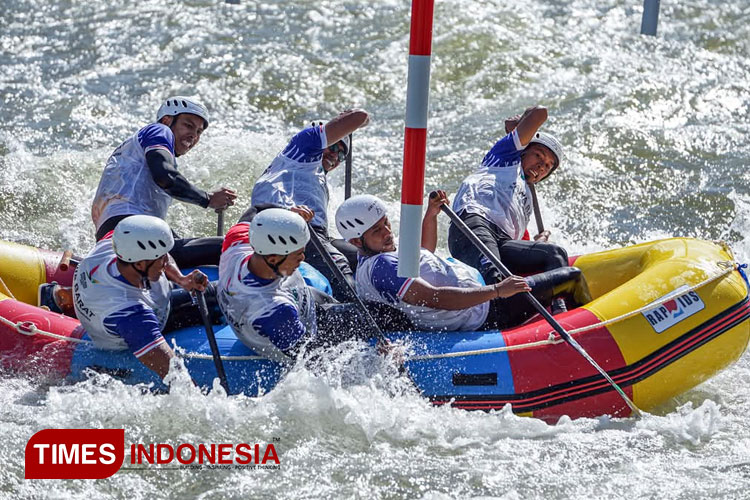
{"left": 58, "top": 250, "right": 73, "bottom": 271}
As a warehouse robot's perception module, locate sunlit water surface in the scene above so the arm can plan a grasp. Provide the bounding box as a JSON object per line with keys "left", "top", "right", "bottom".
{"left": 1, "top": 0, "right": 750, "bottom": 498}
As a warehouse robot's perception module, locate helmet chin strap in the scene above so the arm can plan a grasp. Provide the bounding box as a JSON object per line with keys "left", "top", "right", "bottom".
{"left": 167, "top": 114, "right": 184, "bottom": 153}
{"left": 261, "top": 255, "right": 288, "bottom": 278}
{"left": 132, "top": 259, "right": 161, "bottom": 289}
{"left": 359, "top": 237, "right": 379, "bottom": 257}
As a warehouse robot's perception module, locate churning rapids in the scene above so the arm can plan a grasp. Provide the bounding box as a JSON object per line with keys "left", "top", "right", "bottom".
{"left": 2, "top": 0, "right": 750, "bottom": 498}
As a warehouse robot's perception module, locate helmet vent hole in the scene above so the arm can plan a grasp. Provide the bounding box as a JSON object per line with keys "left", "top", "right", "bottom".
{"left": 267, "top": 235, "right": 276, "bottom": 245}
{"left": 345, "top": 221, "right": 355, "bottom": 228}
{"left": 158, "top": 240, "right": 166, "bottom": 247}
{"left": 181, "top": 100, "right": 188, "bottom": 107}
{"left": 278, "top": 236, "right": 287, "bottom": 245}
{"left": 123, "top": 231, "right": 130, "bottom": 234}
{"left": 137, "top": 241, "right": 147, "bottom": 250}
{"left": 148, "top": 241, "right": 157, "bottom": 249}
{"left": 289, "top": 236, "right": 298, "bottom": 244}
{"left": 354, "top": 218, "right": 364, "bottom": 225}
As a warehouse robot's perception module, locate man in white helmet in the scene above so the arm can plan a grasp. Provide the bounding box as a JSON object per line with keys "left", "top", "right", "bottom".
{"left": 218, "top": 207, "right": 316, "bottom": 362}
{"left": 218, "top": 206, "right": 387, "bottom": 363}
{"left": 336, "top": 192, "right": 581, "bottom": 331}
{"left": 91, "top": 96, "right": 237, "bottom": 267}
{"left": 73, "top": 215, "right": 209, "bottom": 380}
{"left": 249, "top": 109, "right": 369, "bottom": 301}
{"left": 449, "top": 105, "right": 570, "bottom": 314}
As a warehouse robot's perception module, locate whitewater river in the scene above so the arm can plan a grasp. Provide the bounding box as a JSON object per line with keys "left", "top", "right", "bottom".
{"left": 2, "top": 0, "right": 750, "bottom": 498}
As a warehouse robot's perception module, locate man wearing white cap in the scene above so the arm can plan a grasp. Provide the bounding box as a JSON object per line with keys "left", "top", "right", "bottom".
{"left": 218, "top": 207, "right": 382, "bottom": 363}
{"left": 91, "top": 96, "right": 237, "bottom": 267}
{"left": 334, "top": 192, "right": 584, "bottom": 331}
{"left": 73, "top": 215, "right": 208, "bottom": 380}
{"left": 449, "top": 105, "right": 570, "bottom": 314}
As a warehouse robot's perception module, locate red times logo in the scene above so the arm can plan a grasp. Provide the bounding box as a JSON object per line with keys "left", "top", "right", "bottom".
{"left": 25, "top": 429, "right": 125, "bottom": 479}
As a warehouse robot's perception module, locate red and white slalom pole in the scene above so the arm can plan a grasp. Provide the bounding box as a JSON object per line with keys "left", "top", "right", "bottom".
{"left": 398, "top": 0, "right": 435, "bottom": 278}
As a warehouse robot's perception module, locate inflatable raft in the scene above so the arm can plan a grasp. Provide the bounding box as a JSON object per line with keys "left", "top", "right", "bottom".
{"left": 1, "top": 237, "right": 748, "bottom": 420}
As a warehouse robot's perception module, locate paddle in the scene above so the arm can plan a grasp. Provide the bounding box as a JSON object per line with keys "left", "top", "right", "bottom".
{"left": 306, "top": 225, "right": 389, "bottom": 346}
{"left": 195, "top": 287, "right": 230, "bottom": 394}
{"left": 432, "top": 192, "right": 642, "bottom": 418}
{"left": 344, "top": 133, "right": 353, "bottom": 200}
{"left": 216, "top": 208, "right": 225, "bottom": 237}
{"left": 529, "top": 184, "right": 545, "bottom": 235}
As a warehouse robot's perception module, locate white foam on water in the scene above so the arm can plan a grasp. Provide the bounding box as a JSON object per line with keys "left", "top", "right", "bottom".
{"left": 3, "top": 0, "right": 750, "bottom": 497}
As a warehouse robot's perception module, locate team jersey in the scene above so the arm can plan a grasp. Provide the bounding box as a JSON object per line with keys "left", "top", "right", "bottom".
{"left": 73, "top": 235, "right": 172, "bottom": 358}
{"left": 217, "top": 223, "right": 317, "bottom": 363}
{"left": 355, "top": 249, "right": 489, "bottom": 331}
{"left": 91, "top": 123, "right": 177, "bottom": 230}
{"left": 452, "top": 129, "right": 533, "bottom": 240}
{"left": 250, "top": 125, "right": 330, "bottom": 230}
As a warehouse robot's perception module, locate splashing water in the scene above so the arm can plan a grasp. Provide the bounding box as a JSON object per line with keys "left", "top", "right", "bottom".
{"left": 2, "top": 0, "right": 750, "bottom": 497}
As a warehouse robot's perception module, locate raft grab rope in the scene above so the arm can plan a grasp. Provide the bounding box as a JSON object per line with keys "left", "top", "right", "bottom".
{"left": 0, "top": 314, "right": 263, "bottom": 360}
{"left": 406, "top": 261, "right": 740, "bottom": 361}
{"left": 2, "top": 261, "right": 743, "bottom": 363}
{"left": 0, "top": 276, "right": 17, "bottom": 300}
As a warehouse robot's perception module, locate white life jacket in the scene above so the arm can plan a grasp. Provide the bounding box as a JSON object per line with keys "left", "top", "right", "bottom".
{"left": 91, "top": 124, "right": 175, "bottom": 230}
{"left": 355, "top": 249, "right": 489, "bottom": 332}
{"left": 73, "top": 238, "right": 171, "bottom": 350}
{"left": 250, "top": 125, "right": 330, "bottom": 230}
{"left": 217, "top": 237, "right": 317, "bottom": 363}
{"left": 452, "top": 130, "right": 533, "bottom": 240}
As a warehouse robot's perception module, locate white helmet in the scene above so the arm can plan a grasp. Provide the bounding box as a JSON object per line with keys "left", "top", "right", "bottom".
{"left": 337, "top": 134, "right": 351, "bottom": 156}
{"left": 335, "top": 195, "right": 387, "bottom": 241}
{"left": 529, "top": 131, "right": 563, "bottom": 170}
{"left": 327, "top": 134, "right": 350, "bottom": 156}
{"left": 250, "top": 209, "right": 310, "bottom": 256}
{"left": 112, "top": 215, "right": 175, "bottom": 263}
{"left": 157, "top": 96, "right": 210, "bottom": 128}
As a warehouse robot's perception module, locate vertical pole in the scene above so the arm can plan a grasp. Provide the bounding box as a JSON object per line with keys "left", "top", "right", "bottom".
{"left": 640, "top": 0, "right": 660, "bottom": 36}
{"left": 344, "top": 133, "right": 353, "bottom": 199}
{"left": 398, "top": 0, "right": 434, "bottom": 278}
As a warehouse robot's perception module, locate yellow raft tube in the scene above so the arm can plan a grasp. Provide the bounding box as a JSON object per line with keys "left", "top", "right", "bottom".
{"left": 416, "top": 238, "right": 750, "bottom": 420}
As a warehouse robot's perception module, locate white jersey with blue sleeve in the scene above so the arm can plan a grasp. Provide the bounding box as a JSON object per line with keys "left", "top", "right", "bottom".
{"left": 452, "top": 129, "right": 533, "bottom": 240}
{"left": 91, "top": 123, "right": 177, "bottom": 231}
{"left": 72, "top": 235, "right": 172, "bottom": 358}
{"left": 217, "top": 223, "right": 317, "bottom": 363}
{"left": 250, "top": 125, "right": 330, "bottom": 230}
{"left": 355, "top": 249, "right": 489, "bottom": 331}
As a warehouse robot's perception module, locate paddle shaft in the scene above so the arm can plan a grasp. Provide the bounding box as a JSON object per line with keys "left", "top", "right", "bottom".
{"left": 196, "top": 290, "right": 230, "bottom": 394}
{"left": 306, "top": 225, "right": 388, "bottom": 344}
{"left": 216, "top": 209, "right": 225, "bottom": 237}
{"left": 438, "top": 200, "right": 642, "bottom": 418}
{"left": 529, "top": 183, "right": 545, "bottom": 234}
{"left": 344, "top": 133, "right": 353, "bottom": 199}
